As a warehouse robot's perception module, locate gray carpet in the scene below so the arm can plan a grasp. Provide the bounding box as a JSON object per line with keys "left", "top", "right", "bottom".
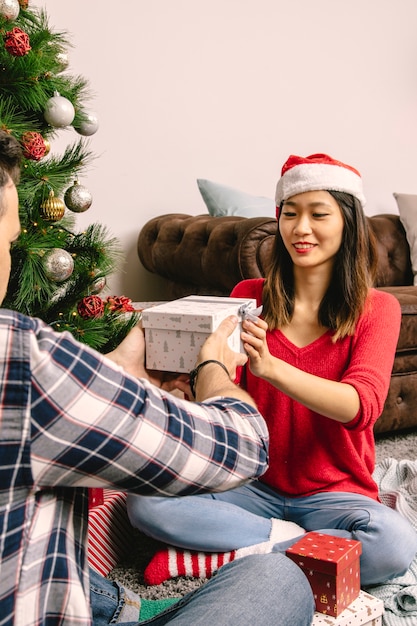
{"left": 107, "top": 428, "right": 417, "bottom": 600}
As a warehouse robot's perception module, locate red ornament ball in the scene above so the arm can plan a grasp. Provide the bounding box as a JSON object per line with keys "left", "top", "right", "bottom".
{"left": 18, "top": 0, "right": 28, "bottom": 8}
{"left": 77, "top": 295, "right": 105, "bottom": 319}
{"left": 4, "top": 27, "right": 31, "bottom": 57}
{"left": 21, "top": 131, "right": 46, "bottom": 161}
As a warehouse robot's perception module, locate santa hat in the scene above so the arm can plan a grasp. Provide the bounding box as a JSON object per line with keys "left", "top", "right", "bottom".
{"left": 275, "top": 153, "right": 366, "bottom": 212}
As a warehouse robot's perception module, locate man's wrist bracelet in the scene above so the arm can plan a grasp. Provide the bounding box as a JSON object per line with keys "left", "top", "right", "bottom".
{"left": 189, "top": 359, "right": 230, "bottom": 397}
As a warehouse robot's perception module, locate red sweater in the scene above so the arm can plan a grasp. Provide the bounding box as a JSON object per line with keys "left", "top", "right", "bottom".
{"left": 231, "top": 279, "right": 401, "bottom": 500}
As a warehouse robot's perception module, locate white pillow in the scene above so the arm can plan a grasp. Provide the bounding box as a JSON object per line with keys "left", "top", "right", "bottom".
{"left": 393, "top": 192, "right": 417, "bottom": 286}
{"left": 197, "top": 179, "right": 276, "bottom": 218}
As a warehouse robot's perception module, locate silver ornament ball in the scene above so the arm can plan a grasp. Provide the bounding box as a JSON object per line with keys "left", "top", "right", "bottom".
{"left": 56, "top": 51, "right": 69, "bottom": 71}
{"left": 91, "top": 276, "right": 106, "bottom": 294}
{"left": 0, "top": 0, "right": 20, "bottom": 20}
{"left": 44, "top": 92, "right": 75, "bottom": 128}
{"left": 64, "top": 181, "right": 93, "bottom": 213}
{"left": 43, "top": 248, "right": 74, "bottom": 283}
{"left": 74, "top": 110, "right": 99, "bottom": 136}
{"left": 50, "top": 284, "right": 69, "bottom": 303}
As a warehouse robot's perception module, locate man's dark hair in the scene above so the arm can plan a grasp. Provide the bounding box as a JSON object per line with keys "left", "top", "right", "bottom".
{"left": 0, "top": 130, "right": 22, "bottom": 186}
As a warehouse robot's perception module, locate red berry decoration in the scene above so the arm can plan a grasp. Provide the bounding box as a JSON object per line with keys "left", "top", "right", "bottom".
{"left": 4, "top": 27, "right": 31, "bottom": 57}
{"left": 77, "top": 295, "right": 105, "bottom": 319}
{"left": 21, "top": 131, "right": 46, "bottom": 161}
{"left": 106, "top": 295, "right": 135, "bottom": 313}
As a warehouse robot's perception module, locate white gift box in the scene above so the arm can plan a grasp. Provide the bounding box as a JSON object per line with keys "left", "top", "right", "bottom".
{"left": 312, "top": 590, "right": 384, "bottom": 625}
{"left": 142, "top": 295, "right": 257, "bottom": 372}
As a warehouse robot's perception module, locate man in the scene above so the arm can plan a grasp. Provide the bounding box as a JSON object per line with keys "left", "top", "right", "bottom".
{"left": 0, "top": 130, "right": 314, "bottom": 626}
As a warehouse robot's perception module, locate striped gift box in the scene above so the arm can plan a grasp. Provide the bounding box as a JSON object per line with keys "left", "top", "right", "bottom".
{"left": 88, "top": 489, "right": 133, "bottom": 576}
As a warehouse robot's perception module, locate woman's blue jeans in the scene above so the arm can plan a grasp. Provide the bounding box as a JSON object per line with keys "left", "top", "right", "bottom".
{"left": 127, "top": 480, "right": 417, "bottom": 586}
{"left": 90, "top": 554, "right": 315, "bottom": 625}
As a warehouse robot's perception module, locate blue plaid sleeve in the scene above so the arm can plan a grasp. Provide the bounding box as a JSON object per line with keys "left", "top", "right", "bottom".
{"left": 29, "top": 317, "right": 269, "bottom": 496}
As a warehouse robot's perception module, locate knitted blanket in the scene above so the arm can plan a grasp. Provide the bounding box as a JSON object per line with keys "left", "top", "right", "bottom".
{"left": 366, "top": 458, "right": 417, "bottom": 625}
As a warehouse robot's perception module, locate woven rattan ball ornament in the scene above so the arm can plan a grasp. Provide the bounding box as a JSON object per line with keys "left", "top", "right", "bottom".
{"left": 0, "top": 0, "right": 20, "bottom": 20}
{"left": 4, "top": 26, "right": 30, "bottom": 56}
{"left": 40, "top": 190, "right": 65, "bottom": 222}
{"left": 77, "top": 295, "right": 105, "bottom": 319}
{"left": 64, "top": 180, "right": 92, "bottom": 213}
{"left": 21, "top": 131, "right": 46, "bottom": 161}
{"left": 43, "top": 248, "right": 74, "bottom": 283}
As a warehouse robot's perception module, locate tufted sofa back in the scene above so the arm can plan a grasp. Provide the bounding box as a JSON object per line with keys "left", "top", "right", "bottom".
{"left": 138, "top": 213, "right": 413, "bottom": 298}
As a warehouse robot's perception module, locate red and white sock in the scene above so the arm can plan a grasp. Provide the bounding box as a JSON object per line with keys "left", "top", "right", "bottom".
{"left": 144, "top": 547, "right": 236, "bottom": 585}
{"left": 144, "top": 518, "right": 305, "bottom": 585}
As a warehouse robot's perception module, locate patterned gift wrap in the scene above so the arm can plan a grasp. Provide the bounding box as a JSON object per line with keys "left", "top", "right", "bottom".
{"left": 286, "top": 532, "right": 362, "bottom": 617}
{"left": 142, "top": 296, "right": 257, "bottom": 372}
{"left": 312, "top": 590, "right": 383, "bottom": 625}
{"left": 88, "top": 489, "right": 132, "bottom": 576}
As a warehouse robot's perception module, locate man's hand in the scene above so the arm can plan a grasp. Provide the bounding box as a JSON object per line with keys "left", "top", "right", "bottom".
{"left": 197, "top": 315, "right": 248, "bottom": 380}
{"left": 192, "top": 316, "right": 256, "bottom": 406}
{"left": 105, "top": 316, "right": 256, "bottom": 407}
{"left": 105, "top": 325, "right": 147, "bottom": 379}
{"left": 105, "top": 325, "right": 190, "bottom": 393}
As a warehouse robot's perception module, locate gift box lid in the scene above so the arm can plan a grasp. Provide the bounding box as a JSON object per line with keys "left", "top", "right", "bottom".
{"left": 286, "top": 532, "right": 362, "bottom": 575}
{"left": 141, "top": 296, "right": 257, "bottom": 332}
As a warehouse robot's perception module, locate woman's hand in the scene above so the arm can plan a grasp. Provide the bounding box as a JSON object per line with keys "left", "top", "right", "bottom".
{"left": 241, "top": 317, "right": 273, "bottom": 379}
{"left": 242, "top": 317, "right": 360, "bottom": 423}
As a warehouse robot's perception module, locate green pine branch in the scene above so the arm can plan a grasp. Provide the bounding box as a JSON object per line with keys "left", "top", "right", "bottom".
{"left": 0, "top": 5, "right": 136, "bottom": 353}
{"left": 51, "top": 309, "right": 141, "bottom": 353}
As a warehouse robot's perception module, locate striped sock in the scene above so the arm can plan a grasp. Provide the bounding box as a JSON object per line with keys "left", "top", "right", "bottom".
{"left": 143, "top": 519, "right": 305, "bottom": 585}
{"left": 144, "top": 547, "right": 236, "bottom": 585}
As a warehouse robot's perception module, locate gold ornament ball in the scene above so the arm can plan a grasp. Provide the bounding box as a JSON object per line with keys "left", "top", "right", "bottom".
{"left": 40, "top": 190, "right": 65, "bottom": 222}
{"left": 43, "top": 138, "right": 51, "bottom": 156}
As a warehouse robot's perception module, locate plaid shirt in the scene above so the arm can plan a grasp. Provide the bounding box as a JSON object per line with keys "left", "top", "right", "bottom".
{"left": 0, "top": 310, "right": 268, "bottom": 626}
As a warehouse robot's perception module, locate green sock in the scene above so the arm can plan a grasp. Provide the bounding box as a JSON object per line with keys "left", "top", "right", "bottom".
{"left": 139, "top": 597, "right": 180, "bottom": 622}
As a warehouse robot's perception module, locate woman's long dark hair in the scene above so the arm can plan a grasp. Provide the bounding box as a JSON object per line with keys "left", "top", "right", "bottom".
{"left": 262, "top": 191, "right": 378, "bottom": 342}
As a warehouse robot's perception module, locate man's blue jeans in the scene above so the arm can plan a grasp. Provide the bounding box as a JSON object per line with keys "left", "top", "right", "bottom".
{"left": 127, "top": 480, "right": 417, "bottom": 586}
{"left": 90, "top": 554, "right": 315, "bottom": 625}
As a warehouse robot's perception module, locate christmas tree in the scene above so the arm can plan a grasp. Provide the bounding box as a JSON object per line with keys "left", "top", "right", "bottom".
{"left": 0, "top": 0, "right": 138, "bottom": 352}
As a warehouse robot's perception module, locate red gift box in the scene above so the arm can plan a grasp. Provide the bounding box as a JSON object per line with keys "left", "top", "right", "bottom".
{"left": 88, "top": 487, "right": 104, "bottom": 508}
{"left": 286, "top": 532, "right": 362, "bottom": 617}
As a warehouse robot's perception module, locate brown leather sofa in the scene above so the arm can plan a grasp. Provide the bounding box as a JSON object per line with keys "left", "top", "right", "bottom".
{"left": 138, "top": 213, "right": 417, "bottom": 434}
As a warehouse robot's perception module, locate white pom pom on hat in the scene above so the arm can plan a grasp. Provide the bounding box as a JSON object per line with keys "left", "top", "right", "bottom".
{"left": 275, "top": 153, "right": 366, "bottom": 212}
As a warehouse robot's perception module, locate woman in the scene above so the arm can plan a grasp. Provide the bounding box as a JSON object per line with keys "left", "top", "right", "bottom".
{"left": 127, "top": 153, "right": 417, "bottom": 587}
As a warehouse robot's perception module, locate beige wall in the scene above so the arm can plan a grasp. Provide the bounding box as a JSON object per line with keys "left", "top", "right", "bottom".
{"left": 37, "top": 1, "right": 417, "bottom": 300}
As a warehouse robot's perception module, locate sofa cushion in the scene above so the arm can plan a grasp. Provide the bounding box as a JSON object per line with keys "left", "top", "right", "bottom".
{"left": 197, "top": 179, "right": 276, "bottom": 218}
{"left": 394, "top": 193, "right": 417, "bottom": 286}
